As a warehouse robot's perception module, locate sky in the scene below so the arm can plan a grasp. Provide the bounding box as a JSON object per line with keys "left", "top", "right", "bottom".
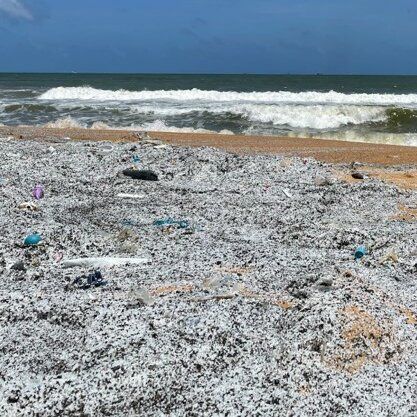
{"left": 0, "top": 0, "right": 417, "bottom": 74}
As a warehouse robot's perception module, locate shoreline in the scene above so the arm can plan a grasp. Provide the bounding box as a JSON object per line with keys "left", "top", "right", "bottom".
{"left": 2, "top": 125, "right": 417, "bottom": 166}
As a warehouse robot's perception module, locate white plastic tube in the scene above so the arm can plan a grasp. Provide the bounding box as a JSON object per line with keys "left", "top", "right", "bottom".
{"left": 62, "top": 257, "right": 151, "bottom": 269}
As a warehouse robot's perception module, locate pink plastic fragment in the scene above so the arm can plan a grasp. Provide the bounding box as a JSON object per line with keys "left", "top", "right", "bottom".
{"left": 54, "top": 252, "right": 63, "bottom": 263}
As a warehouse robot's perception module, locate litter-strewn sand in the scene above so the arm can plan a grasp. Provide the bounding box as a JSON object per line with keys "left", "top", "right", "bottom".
{"left": 2, "top": 125, "right": 417, "bottom": 165}
{"left": 1, "top": 134, "right": 417, "bottom": 416}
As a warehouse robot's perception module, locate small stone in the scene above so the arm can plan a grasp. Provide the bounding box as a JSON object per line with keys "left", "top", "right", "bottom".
{"left": 314, "top": 176, "right": 332, "bottom": 186}
{"left": 11, "top": 261, "right": 25, "bottom": 271}
{"left": 317, "top": 278, "right": 333, "bottom": 291}
{"left": 351, "top": 171, "right": 365, "bottom": 179}
{"left": 142, "top": 138, "right": 163, "bottom": 145}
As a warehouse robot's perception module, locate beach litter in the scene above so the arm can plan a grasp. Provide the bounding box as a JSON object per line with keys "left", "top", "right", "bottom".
{"left": 18, "top": 202, "right": 38, "bottom": 211}
{"left": 73, "top": 270, "right": 107, "bottom": 289}
{"left": 142, "top": 138, "right": 163, "bottom": 146}
{"left": 2, "top": 136, "right": 417, "bottom": 416}
{"left": 122, "top": 169, "right": 158, "bottom": 181}
{"left": 98, "top": 144, "right": 114, "bottom": 154}
{"left": 128, "top": 288, "right": 154, "bottom": 306}
{"left": 62, "top": 257, "right": 151, "bottom": 269}
{"left": 32, "top": 185, "right": 44, "bottom": 200}
{"left": 54, "top": 252, "right": 63, "bottom": 263}
{"left": 354, "top": 245, "right": 367, "bottom": 260}
{"left": 116, "top": 193, "right": 146, "bottom": 199}
{"left": 153, "top": 218, "right": 189, "bottom": 229}
{"left": 23, "top": 234, "right": 42, "bottom": 246}
{"left": 379, "top": 249, "right": 399, "bottom": 264}
{"left": 314, "top": 175, "right": 332, "bottom": 186}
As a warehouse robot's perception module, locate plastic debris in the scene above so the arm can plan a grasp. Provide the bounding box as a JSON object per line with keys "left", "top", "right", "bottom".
{"left": 142, "top": 138, "right": 163, "bottom": 145}
{"left": 122, "top": 169, "right": 158, "bottom": 181}
{"left": 202, "top": 276, "right": 223, "bottom": 290}
{"left": 24, "top": 234, "right": 42, "bottom": 246}
{"left": 121, "top": 219, "right": 141, "bottom": 227}
{"left": 132, "top": 155, "right": 141, "bottom": 164}
{"left": 54, "top": 252, "right": 63, "bottom": 263}
{"left": 62, "top": 257, "right": 151, "bottom": 269}
{"left": 117, "top": 193, "right": 146, "bottom": 199}
{"left": 282, "top": 189, "right": 293, "bottom": 198}
{"left": 128, "top": 288, "right": 154, "bottom": 306}
{"left": 192, "top": 294, "right": 236, "bottom": 302}
{"left": 153, "top": 218, "right": 189, "bottom": 229}
{"left": 314, "top": 176, "right": 332, "bottom": 186}
{"left": 379, "top": 249, "right": 399, "bottom": 264}
{"left": 354, "top": 245, "right": 367, "bottom": 260}
{"left": 18, "top": 202, "right": 38, "bottom": 211}
{"left": 98, "top": 144, "right": 114, "bottom": 154}
{"left": 32, "top": 185, "right": 44, "bottom": 200}
{"left": 73, "top": 271, "right": 107, "bottom": 289}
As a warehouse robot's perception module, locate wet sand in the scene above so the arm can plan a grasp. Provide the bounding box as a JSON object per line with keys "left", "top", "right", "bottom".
{"left": 2, "top": 125, "right": 417, "bottom": 166}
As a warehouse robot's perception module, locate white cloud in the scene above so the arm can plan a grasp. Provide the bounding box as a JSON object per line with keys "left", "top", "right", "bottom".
{"left": 0, "top": 0, "right": 33, "bottom": 20}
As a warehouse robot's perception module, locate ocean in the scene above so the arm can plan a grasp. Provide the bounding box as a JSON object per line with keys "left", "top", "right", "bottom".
{"left": 1, "top": 73, "right": 417, "bottom": 145}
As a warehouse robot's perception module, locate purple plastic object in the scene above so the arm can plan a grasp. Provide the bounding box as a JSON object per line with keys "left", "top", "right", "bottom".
{"left": 32, "top": 185, "right": 44, "bottom": 200}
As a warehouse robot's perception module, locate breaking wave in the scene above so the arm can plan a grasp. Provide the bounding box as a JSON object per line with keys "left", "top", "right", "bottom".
{"left": 40, "top": 86, "right": 417, "bottom": 106}
{"left": 42, "top": 117, "right": 233, "bottom": 135}
{"left": 44, "top": 117, "right": 86, "bottom": 129}
{"left": 36, "top": 86, "right": 417, "bottom": 130}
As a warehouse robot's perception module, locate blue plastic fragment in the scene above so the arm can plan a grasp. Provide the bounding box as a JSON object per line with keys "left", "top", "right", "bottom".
{"left": 354, "top": 245, "right": 367, "bottom": 260}
{"left": 24, "top": 234, "right": 42, "bottom": 246}
{"left": 153, "top": 218, "right": 189, "bottom": 229}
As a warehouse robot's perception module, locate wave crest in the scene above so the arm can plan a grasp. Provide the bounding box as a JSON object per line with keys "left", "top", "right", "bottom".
{"left": 40, "top": 86, "right": 417, "bottom": 106}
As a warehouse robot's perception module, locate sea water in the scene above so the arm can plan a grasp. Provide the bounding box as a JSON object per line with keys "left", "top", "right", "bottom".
{"left": 2, "top": 73, "right": 417, "bottom": 145}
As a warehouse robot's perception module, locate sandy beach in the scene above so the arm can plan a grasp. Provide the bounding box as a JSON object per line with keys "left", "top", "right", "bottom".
{"left": 1, "top": 130, "right": 417, "bottom": 415}
{"left": 2, "top": 125, "right": 417, "bottom": 166}
{"left": 3, "top": 0, "right": 417, "bottom": 414}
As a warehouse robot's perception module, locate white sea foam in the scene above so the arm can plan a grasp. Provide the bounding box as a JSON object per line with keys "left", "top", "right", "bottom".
{"left": 41, "top": 117, "right": 233, "bottom": 135}
{"left": 32, "top": 116, "right": 417, "bottom": 146}
{"left": 291, "top": 130, "right": 417, "bottom": 147}
{"left": 129, "top": 103, "right": 387, "bottom": 129}
{"left": 136, "top": 120, "right": 232, "bottom": 134}
{"left": 39, "top": 86, "right": 417, "bottom": 106}
{"left": 44, "top": 117, "right": 86, "bottom": 129}
{"left": 234, "top": 104, "right": 387, "bottom": 129}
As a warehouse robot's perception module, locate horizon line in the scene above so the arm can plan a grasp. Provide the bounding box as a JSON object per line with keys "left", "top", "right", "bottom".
{"left": 1, "top": 71, "right": 417, "bottom": 77}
